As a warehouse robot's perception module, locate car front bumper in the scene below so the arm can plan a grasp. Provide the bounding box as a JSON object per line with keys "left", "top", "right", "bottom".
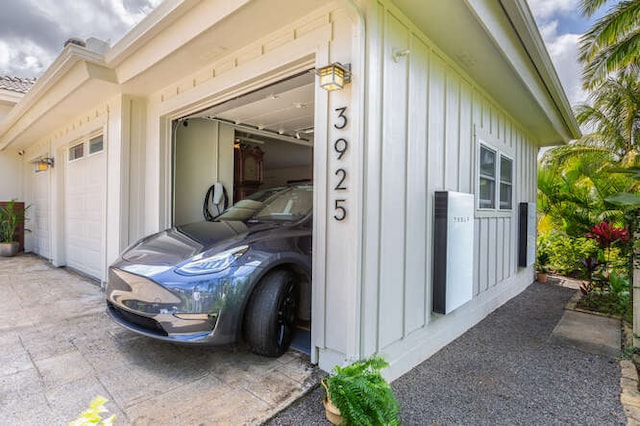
{"left": 105, "top": 264, "right": 257, "bottom": 345}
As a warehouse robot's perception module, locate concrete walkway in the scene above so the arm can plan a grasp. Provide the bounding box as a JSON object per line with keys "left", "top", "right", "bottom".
{"left": 0, "top": 254, "right": 317, "bottom": 425}
{"left": 268, "top": 281, "right": 627, "bottom": 425}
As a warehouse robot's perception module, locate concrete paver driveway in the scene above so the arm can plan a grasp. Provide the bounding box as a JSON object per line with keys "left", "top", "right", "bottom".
{"left": 0, "top": 254, "right": 317, "bottom": 425}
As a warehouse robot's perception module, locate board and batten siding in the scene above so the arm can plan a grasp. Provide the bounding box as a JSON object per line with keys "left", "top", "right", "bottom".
{"left": 363, "top": 2, "right": 538, "bottom": 364}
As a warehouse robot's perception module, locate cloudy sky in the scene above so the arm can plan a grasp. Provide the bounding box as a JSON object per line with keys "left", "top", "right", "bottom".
{"left": 0, "top": 0, "right": 162, "bottom": 78}
{"left": 0, "top": 0, "right": 598, "bottom": 107}
{"left": 527, "top": 0, "right": 607, "bottom": 106}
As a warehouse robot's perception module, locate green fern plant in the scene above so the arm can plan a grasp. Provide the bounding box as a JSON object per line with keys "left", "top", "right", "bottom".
{"left": 323, "top": 354, "right": 400, "bottom": 426}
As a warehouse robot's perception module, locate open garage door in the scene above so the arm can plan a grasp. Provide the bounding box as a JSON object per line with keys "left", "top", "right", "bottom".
{"left": 172, "top": 71, "right": 315, "bottom": 355}
{"left": 64, "top": 135, "right": 106, "bottom": 281}
{"left": 173, "top": 71, "right": 315, "bottom": 224}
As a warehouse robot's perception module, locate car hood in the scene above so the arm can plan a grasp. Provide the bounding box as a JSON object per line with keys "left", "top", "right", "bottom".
{"left": 122, "top": 221, "right": 252, "bottom": 266}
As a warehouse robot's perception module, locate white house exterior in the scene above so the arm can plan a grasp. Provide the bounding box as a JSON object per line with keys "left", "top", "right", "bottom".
{"left": 0, "top": 0, "right": 579, "bottom": 378}
{"left": 0, "top": 77, "right": 34, "bottom": 201}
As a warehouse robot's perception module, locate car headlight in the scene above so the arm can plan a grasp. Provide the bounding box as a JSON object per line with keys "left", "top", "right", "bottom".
{"left": 176, "top": 245, "right": 249, "bottom": 275}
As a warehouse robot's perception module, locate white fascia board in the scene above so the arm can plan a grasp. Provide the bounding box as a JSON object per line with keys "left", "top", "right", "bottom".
{"left": 0, "top": 89, "right": 23, "bottom": 105}
{"left": 106, "top": 0, "right": 199, "bottom": 67}
{"left": 106, "top": 0, "right": 250, "bottom": 81}
{"left": 0, "top": 46, "right": 114, "bottom": 151}
{"left": 465, "top": 0, "right": 580, "bottom": 144}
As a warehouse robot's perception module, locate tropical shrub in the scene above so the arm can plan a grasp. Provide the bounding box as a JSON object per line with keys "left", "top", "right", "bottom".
{"left": 577, "top": 271, "right": 631, "bottom": 322}
{"left": 537, "top": 232, "right": 600, "bottom": 276}
{"left": 585, "top": 220, "right": 630, "bottom": 272}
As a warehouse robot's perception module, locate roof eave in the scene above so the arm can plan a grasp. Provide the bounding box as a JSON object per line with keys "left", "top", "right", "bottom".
{"left": 0, "top": 45, "right": 110, "bottom": 151}
{"left": 105, "top": 0, "right": 200, "bottom": 68}
{"left": 499, "top": 0, "right": 581, "bottom": 142}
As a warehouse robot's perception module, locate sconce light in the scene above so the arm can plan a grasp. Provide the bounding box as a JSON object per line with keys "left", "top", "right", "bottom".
{"left": 33, "top": 157, "right": 54, "bottom": 172}
{"left": 315, "top": 62, "right": 351, "bottom": 91}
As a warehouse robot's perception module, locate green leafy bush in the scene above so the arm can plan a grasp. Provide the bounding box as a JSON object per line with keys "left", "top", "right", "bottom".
{"left": 537, "top": 232, "right": 600, "bottom": 276}
{"left": 577, "top": 271, "right": 631, "bottom": 322}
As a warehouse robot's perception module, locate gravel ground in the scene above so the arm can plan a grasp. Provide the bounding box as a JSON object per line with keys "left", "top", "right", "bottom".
{"left": 265, "top": 282, "right": 625, "bottom": 425}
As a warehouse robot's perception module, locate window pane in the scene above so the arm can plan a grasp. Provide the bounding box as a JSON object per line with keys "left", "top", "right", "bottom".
{"left": 480, "top": 146, "right": 496, "bottom": 177}
{"left": 69, "top": 143, "right": 84, "bottom": 161}
{"left": 500, "top": 183, "right": 512, "bottom": 209}
{"left": 500, "top": 156, "right": 512, "bottom": 183}
{"left": 89, "top": 135, "right": 104, "bottom": 154}
{"left": 479, "top": 177, "right": 495, "bottom": 208}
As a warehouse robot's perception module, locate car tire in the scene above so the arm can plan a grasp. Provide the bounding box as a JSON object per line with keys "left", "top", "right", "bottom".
{"left": 244, "top": 269, "right": 298, "bottom": 357}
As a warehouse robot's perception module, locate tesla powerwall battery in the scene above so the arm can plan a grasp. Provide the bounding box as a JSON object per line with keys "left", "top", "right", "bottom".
{"left": 433, "top": 191, "right": 474, "bottom": 314}
{"left": 518, "top": 202, "right": 536, "bottom": 267}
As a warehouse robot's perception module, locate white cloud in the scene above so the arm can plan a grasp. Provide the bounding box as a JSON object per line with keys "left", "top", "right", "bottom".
{"left": 546, "top": 32, "right": 586, "bottom": 105}
{"left": 528, "top": 0, "right": 587, "bottom": 107}
{"left": 527, "top": 0, "right": 578, "bottom": 20}
{"left": 0, "top": 39, "right": 54, "bottom": 77}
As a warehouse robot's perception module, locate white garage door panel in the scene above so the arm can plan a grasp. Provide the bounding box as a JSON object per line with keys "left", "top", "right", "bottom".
{"left": 65, "top": 152, "right": 106, "bottom": 281}
{"left": 32, "top": 171, "right": 50, "bottom": 258}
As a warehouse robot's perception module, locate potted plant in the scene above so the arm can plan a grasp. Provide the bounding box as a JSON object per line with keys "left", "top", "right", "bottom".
{"left": 0, "top": 200, "right": 28, "bottom": 257}
{"left": 535, "top": 249, "right": 550, "bottom": 283}
{"left": 321, "top": 354, "right": 400, "bottom": 426}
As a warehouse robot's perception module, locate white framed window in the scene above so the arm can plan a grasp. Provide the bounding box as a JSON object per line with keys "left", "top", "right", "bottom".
{"left": 67, "top": 133, "right": 105, "bottom": 162}
{"left": 499, "top": 155, "right": 513, "bottom": 209}
{"left": 89, "top": 135, "right": 104, "bottom": 155}
{"left": 479, "top": 145, "right": 496, "bottom": 208}
{"left": 68, "top": 143, "right": 84, "bottom": 161}
{"left": 477, "top": 142, "right": 513, "bottom": 211}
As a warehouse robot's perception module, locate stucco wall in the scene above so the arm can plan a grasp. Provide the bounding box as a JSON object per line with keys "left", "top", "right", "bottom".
{"left": 0, "top": 150, "right": 22, "bottom": 201}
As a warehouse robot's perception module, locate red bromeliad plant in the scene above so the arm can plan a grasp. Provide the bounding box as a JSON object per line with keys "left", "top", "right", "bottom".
{"left": 585, "top": 221, "right": 629, "bottom": 249}
{"left": 584, "top": 221, "right": 629, "bottom": 286}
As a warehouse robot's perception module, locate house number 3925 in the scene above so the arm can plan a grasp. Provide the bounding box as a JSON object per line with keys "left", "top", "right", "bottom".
{"left": 333, "top": 107, "right": 348, "bottom": 221}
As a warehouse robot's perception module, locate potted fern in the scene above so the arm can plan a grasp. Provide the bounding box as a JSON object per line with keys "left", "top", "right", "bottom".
{"left": 0, "top": 200, "right": 28, "bottom": 257}
{"left": 321, "top": 354, "right": 400, "bottom": 425}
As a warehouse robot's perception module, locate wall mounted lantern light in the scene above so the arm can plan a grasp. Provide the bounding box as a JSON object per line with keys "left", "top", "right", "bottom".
{"left": 33, "top": 157, "right": 54, "bottom": 172}
{"left": 392, "top": 48, "right": 411, "bottom": 62}
{"left": 315, "top": 62, "right": 351, "bottom": 91}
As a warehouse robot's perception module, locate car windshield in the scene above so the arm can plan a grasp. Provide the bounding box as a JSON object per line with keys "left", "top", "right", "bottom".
{"left": 214, "top": 185, "right": 313, "bottom": 222}
{"left": 214, "top": 187, "right": 285, "bottom": 221}
{"left": 251, "top": 185, "right": 313, "bottom": 222}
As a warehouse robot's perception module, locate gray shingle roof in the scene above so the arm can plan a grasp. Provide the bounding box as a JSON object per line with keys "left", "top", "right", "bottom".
{"left": 0, "top": 76, "right": 36, "bottom": 94}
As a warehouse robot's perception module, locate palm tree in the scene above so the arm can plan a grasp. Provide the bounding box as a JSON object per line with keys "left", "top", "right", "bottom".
{"left": 539, "top": 69, "right": 640, "bottom": 233}
{"left": 538, "top": 146, "right": 629, "bottom": 237}
{"left": 579, "top": 0, "right": 640, "bottom": 89}
{"left": 574, "top": 70, "right": 640, "bottom": 159}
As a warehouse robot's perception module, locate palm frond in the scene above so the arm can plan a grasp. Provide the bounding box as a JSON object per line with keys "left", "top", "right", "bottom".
{"left": 580, "top": 0, "right": 615, "bottom": 17}
{"left": 582, "top": 31, "right": 640, "bottom": 89}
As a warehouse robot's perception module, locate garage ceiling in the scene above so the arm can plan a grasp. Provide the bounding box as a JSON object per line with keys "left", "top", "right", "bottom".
{"left": 189, "top": 71, "right": 315, "bottom": 141}
{"left": 187, "top": 71, "right": 315, "bottom": 170}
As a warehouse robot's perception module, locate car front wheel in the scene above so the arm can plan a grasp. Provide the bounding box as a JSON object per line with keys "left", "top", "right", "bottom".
{"left": 244, "top": 269, "right": 298, "bottom": 357}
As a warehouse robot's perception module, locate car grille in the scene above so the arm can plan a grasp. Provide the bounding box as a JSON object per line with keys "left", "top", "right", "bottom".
{"left": 108, "top": 302, "right": 168, "bottom": 336}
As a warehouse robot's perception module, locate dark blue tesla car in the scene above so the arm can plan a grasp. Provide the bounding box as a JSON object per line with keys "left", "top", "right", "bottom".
{"left": 106, "top": 184, "right": 312, "bottom": 357}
